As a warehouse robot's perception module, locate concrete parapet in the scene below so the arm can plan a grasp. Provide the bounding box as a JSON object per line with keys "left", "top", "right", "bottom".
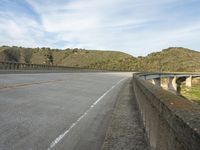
{"left": 133, "top": 74, "right": 200, "bottom": 150}
{"left": 0, "top": 61, "right": 109, "bottom": 73}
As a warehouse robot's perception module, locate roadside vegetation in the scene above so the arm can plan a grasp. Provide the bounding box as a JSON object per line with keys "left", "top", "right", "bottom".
{"left": 181, "top": 78, "right": 200, "bottom": 104}
{"left": 181, "top": 85, "right": 200, "bottom": 104}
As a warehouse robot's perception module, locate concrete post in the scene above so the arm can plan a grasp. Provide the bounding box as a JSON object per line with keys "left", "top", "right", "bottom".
{"left": 4, "top": 62, "right": 7, "bottom": 69}
{"left": 151, "top": 78, "right": 161, "bottom": 87}
{"left": 167, "top": 76, "right": 177, "bottom": 92}
{"left": 13, "top": 63, "right": 16, "bottom": 69}
{"left": 22, "top": 64, "right": 25, "bottom": 70}
{"left": 16, "top": 63, "right": 19, "bottom": 69}
{"left": 186, "top": 76, "right": 192, "bottom": 87}
{"left": 8, "top": 63, "right": 11, "bottom": 69}
{"left": 0, "top": 62, "right": 3, "bottom": 69}
{"left": 1, "top": 62, "right": 4, "bottom": 69}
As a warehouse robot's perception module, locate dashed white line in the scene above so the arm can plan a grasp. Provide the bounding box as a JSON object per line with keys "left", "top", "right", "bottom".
{"left": 47, "top": 77, "right": 127, "bottom": 150}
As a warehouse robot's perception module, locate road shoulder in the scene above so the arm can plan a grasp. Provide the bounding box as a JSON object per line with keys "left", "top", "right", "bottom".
{"left": 101, "top": 78, "right": 149, "bottom": 150}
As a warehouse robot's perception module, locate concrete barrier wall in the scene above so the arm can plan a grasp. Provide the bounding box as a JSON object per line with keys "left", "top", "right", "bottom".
{"left": 133, "top": 74, "right": 200, "bottom": 150}
{"left": 0, "top": 61, "right": 104, "bottom": 73}
{"left": 0, "top": 61, "right": 81, "bottom": 70}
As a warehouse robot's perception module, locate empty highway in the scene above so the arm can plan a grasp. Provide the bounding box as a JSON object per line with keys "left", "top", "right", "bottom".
{"left": 0, "top": 72, "right": 131, "bottom": 150}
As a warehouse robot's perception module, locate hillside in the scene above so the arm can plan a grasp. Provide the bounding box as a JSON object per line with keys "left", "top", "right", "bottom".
{"left": 0, "top": 46, "right": 135, "bottom": 71}
{"left": 0, "top": 46, "right": 200, "bottom": 72}
{"left": 135, "top": 47, "right": 200, "bottom": 72}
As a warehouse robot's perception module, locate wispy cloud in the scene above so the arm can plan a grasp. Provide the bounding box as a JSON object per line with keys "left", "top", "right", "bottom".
{"left": 0, "top": 0, "right": 200, "bottom": 56}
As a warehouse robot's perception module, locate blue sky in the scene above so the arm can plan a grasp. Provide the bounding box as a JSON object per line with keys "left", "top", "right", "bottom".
{"left": 0, "top": 0, "right": 200, "bottom": 56}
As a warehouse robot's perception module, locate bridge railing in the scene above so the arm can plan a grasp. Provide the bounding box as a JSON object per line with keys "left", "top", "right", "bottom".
{"left": 133, "top": 73, "right": 200, "bottom": 150}
{"left": 0, "top": 61, "right": 129, "bottom": 72}
{"left": 0, "top": 61, "right": 103, "bottom": 73}
{"left": 0, "top": 61, "right": 79, "bottom": 70}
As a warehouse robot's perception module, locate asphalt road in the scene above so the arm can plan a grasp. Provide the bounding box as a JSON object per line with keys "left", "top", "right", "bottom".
{"left": 0, "top": 72, "right": 131, "bottom": 150}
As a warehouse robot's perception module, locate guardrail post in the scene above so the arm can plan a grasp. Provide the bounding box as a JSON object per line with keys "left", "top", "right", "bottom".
{"left": 16, "top": 63, "right": 19, "bottom": 69}
{"left": 0, "top": 62, "right": 3, "bottom": 69}
{"left": 23, "top": 64, "right": 25, "bottom": 70}
{"left": 9, "top": 62, "right": 12, "bottom": 69}
{"left": 4, "top": 62, "right": 7, "bottom": 69}
{"left": 13, "top": 63, "right": 15, "bottom": 70}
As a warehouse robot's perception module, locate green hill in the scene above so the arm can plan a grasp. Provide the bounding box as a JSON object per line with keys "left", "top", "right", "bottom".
{"left": 0, "top": 46, "right": 135, "bottom": 71}
{"left": 135, "top": 47, "right": 200, "bottom": 72}
{"left": 0, "top": 46, "right": 200, "bottom": 72}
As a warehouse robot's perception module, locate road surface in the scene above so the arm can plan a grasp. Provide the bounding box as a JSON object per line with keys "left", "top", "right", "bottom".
{"left": 0, "top": 72, "right": 131, "bottom": 150}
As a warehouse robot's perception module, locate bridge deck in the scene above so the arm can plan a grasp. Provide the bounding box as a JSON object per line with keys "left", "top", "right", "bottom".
{"left": 0, "top": 72, "right": 135, "bottom": 150}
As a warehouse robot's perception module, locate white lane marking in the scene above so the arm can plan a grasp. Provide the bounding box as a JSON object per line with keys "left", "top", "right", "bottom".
{"left": 47, "top": 77, "right": 127, "bottom": 150}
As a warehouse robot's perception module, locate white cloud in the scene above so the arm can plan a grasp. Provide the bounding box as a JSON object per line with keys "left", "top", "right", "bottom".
{"left": 0, "top": 0, "right": 200, "bottom": 56}
{"left": 26, "top": 0, "right": 158, "bottom": 51}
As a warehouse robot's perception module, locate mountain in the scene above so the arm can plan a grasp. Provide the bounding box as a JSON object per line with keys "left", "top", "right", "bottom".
{"left": 0, "top": 46, "right": 200, "bottom": 72}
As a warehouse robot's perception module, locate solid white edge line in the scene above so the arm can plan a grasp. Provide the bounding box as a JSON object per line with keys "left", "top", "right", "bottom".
{"left": 47, "top": 77, "right": 127, "bottom": 150}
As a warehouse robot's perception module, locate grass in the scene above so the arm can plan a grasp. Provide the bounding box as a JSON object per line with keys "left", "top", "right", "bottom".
{"left": 181, "top": 84, "right": 200, "bottom": 104}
